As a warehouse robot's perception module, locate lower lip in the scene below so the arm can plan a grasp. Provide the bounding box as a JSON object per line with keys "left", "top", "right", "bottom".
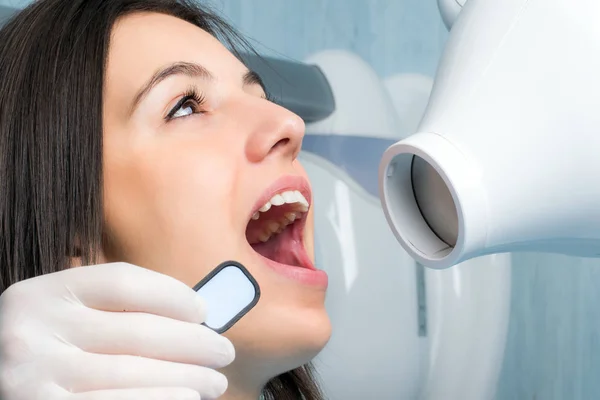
{"left": 257, "top": 254, "right": 329, "bottom": 288}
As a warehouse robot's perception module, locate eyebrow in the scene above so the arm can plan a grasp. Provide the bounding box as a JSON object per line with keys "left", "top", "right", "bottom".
{"left": 243, "top": 69, "right": 267, "bottom": 94}
{"left": 129, "top": 61, "right": 268, "bottom": 115}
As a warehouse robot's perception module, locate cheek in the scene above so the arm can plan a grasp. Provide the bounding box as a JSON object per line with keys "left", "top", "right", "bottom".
{"left": 102, "top": 137, "right": 241, "bottom": 268}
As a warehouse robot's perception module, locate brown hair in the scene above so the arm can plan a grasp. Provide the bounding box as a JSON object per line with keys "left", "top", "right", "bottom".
{"left": 0, "top": 0, "right": 324, "bottom": 398}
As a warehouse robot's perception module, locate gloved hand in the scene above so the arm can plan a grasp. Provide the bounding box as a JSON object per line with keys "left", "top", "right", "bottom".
{"left": 0, "top": 262, "right": 234, "bottom": 400}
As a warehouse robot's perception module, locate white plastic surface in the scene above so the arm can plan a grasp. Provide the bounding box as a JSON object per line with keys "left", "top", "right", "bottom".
{"left": 387, "top": 72, "right": 510, "bottom": 400}
{"left": 422, "top": 255, "right": 510, "bottom": 400}
{"left": 304, "top": 50, "right": 401, "bottom": 140}
{"left": 195, "top": 265, "right": 257, "bottom": 331}
{"left": 380, "top": 0, "right": 600, "bottom": 269}
{"left": 437, "top": 0, "right": 465, "bottom": 30}
{"left": 302, "top": 48, "right": 510, "bottom": 399}
{"left": 384, "top": 73, "right": 434, "bottom": 140}
{"left": 302, "top": 152, "right": 423, "bottom": 399}
{"left": 302, "top": 152, "right": 510, "bottom": 400}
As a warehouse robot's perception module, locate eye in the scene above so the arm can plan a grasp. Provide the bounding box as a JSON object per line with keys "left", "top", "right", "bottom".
{"left": 172, "top": 99, "right": 197, "bottom": 119}
{"left": 166, "top": 89, "right": 206, "bottom": 121}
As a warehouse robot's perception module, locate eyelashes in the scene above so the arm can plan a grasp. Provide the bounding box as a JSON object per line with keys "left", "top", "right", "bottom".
{"left": 164, "top": 87, "right": 276, "bottom": 122}
{"left": 165, "top": 87, "right": 206, "bottom": 121}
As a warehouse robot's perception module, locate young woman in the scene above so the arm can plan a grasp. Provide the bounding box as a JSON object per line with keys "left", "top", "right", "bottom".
{"left": 0, "top": 1, "right": 331, "bottom": 399}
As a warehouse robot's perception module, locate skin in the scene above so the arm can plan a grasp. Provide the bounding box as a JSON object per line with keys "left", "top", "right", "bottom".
{"left": 96, "top": 12, "right": 331, "bottom": 400}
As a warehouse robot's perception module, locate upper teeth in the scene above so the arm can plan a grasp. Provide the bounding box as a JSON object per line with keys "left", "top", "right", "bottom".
{"left": 251, "top": 190, "right": 309, "bottom": 220}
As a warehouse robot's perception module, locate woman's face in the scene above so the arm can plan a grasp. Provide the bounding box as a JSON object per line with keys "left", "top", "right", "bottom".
{"left": 101, "top": 12, "right": 331, "bottom": 375}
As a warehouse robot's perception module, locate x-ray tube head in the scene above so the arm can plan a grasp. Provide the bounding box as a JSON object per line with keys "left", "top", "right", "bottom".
{"left": 379, "top": 0, "right": 600, "bottom": 269}
{"left": 411, "top": 156, "right": 458, "bottom": 248}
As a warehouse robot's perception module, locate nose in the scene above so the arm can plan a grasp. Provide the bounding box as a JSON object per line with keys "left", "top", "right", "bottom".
{"left": 244, "top": 99, "right": 305, "bottom": 164}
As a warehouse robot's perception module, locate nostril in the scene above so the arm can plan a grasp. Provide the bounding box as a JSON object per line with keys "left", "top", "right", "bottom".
{"left": 272, "top": 138, "right": 290, "bottom": 151}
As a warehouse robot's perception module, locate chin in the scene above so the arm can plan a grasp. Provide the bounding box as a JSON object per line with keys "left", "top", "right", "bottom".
{"left": 280, "top": 310, "right": 332, "bottom": 370}
{"left": 224, "top": 306, "right": 332, "bottom": 381}
{"left": 222, "top": 174, "right": 332, "bottom": 380}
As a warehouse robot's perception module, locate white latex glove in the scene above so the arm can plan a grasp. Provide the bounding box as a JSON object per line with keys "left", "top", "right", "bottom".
{"left": 0, "top": 262, "right": 235, "bottom": 400}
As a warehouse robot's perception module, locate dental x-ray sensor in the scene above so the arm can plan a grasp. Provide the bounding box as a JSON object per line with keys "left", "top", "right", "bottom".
{"left": 379, "top": 0, "right": 600, "bottom": 269}
{"left": 193, "top": 261, "right": 260, "bottom": 333}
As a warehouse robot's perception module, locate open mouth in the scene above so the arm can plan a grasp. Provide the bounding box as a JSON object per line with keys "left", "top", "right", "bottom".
{"left": 245, "top": 188, "right": 315, "bottom": 270}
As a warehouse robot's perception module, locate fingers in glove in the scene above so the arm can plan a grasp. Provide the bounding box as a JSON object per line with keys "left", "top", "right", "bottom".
{"left": 69, "top": 310, "right": 234, "bottom": 368}
{"left": 62, "top": 263, "right": 207, "bottom": 324}
{"left": 52, "top": 352, "right": 228, "bottom": 400}
{"left": 67, "top": 387, "right": 201, "bottom": 400}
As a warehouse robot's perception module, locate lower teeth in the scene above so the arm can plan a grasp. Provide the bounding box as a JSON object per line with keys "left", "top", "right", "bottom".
{"left": 257, "top": 221, "right": 294, "bottom": 243}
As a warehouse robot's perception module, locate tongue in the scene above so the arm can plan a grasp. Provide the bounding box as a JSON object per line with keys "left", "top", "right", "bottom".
{"left": 251, "top": 225, "right": 304, "bottom": 267}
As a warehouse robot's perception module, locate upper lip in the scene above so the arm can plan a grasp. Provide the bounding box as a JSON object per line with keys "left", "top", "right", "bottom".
{"left": 248, "top": 175, "right": 312, "bottom": 221}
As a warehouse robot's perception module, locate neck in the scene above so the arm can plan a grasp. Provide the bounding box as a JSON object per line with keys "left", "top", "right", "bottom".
{"left": 219, "top": 363, "right": 268, "bottom": 400}
{"left": 220, "top": 385, "right": 263, "bottom": 400}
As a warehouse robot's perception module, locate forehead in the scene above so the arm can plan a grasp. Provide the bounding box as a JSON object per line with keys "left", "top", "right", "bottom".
{"left": 106, "top": 12, "right": 245, "bottom": 89}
